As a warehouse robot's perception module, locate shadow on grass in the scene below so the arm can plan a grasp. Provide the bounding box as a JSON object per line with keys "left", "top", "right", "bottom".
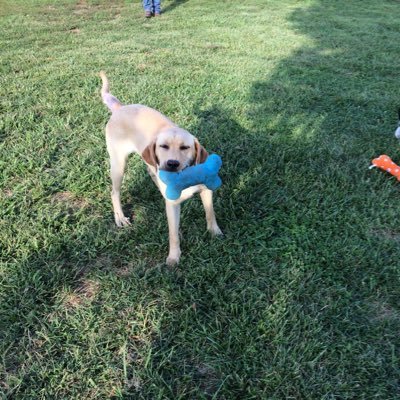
{"left": 162, "top": 0, "right": 190, "bottom": 14}
{"left": 165, "top": 2, "right": 400, "bottom": 397}
{"left": 2, "top": 0, "right": 400, "bottom": 398}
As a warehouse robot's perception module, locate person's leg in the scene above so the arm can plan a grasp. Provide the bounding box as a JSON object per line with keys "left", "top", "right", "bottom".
{"left": 153, "top": 0, "right": 161, "bottom": 15}
{"left": 142, "top": 0, "right": 152, "bottom": 17}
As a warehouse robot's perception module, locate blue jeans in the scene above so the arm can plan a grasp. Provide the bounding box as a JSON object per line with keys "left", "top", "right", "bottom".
{"left": 143, "top": 0, "right": 161, "bottom": 14}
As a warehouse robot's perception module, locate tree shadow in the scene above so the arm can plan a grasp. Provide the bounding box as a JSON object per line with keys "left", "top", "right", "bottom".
{"left": 184, "top": 1, "right": 400, "bottom": 397}
{"left": 2, "top": 0, "right": 400, "bottom": 398}
{"left": 162, "top": 0, "right": 189, "bottom": 14}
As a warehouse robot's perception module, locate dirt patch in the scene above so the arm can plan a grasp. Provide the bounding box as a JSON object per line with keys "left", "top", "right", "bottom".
{"left": 204, "top": 43, "right": 225, "bottom": 51}
{"left": 370, "top": 228, "right": 400, "bottom": 242}
{"left": 62, "top": 279, "right": 100, "bottom": 309}
{"left": 73, "top": 0, "right": 124, "bottom": 16}
{"left": 136, "top": 63, "right": 148, "bottom": 72}
{"left": 116, "top": 266, "right": 133, "bottom": 277}
{"left": 2, "top": 189, "right": 13, "bottom": 198}
{"left": 194, "top": 363, "right": 220, "bottom": 396}
{"left": 79, "top": 279, "right": 100, "bottom": 299}
{"left": 51, "top": 191, "right": 89, "bottom": 209}
{"left": 370, "top": 300, "right": 400, "bottom": 323}
{"left": 69, "top": 26, "right": 81, "bottom": 34}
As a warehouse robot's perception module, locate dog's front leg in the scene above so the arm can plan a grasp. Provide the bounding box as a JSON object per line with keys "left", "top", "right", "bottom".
{"left": 165, "top": 201, "right": 181, "bottom": 265}
{"left": 200, "top": 189, "right": 222, "bottom": 236}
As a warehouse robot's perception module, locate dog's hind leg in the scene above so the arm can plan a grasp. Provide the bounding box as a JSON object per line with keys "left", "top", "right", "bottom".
{"left": 109, "top": 148, "right": 131, "bottom": 227}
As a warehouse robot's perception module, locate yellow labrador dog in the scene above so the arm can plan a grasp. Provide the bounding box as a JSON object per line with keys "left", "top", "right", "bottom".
{"left": 100, "top": 72, "right": 222, "bottom": 265}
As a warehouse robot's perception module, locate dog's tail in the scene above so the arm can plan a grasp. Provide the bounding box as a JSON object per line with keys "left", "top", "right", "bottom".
{"left": 100, "top": 71, "right": 122, "bottom": 113}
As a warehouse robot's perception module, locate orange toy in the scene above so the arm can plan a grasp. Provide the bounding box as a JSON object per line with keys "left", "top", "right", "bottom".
{"left": 370, "top": 155, "right": 400, "bottom": 181}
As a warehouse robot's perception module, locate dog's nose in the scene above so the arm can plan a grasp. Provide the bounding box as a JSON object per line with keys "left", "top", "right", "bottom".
{"left": 166, "top": 160, "right": 180, "bottom": 170}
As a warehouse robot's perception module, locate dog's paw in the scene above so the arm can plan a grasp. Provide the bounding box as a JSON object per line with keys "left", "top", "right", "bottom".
{"left": 209, "top": 225, "right": 223, "bottom": 237}
{"left": 166, "top": 249, "right": 181, "bottom": 266}
{"left": 114, "top": 214, "right": 131, "bottom": 227}
{"left": 166, "top": 256, "right": 180, "bottom": 266}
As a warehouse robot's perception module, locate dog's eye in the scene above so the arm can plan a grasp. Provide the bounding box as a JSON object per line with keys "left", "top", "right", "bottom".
{"left": 180, "top": 145, "right": 190, "bottom": 150}
{"left": 160, "top": 144, "right": 169, "bottom": 149}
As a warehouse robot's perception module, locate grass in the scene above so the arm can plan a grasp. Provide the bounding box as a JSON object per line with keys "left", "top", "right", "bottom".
{"left": 1, "top": 0, "right": 400, "bottom": 398}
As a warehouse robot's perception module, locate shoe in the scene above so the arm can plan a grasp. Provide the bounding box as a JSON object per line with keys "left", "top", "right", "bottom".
{"left": 155, "top": 12, "right": 161, "bottom": 16}
{"left": 145, "top": 11, "right": 152, "bottom": 18}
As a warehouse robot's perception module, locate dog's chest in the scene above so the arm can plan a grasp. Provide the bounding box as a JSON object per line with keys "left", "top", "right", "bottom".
{"left": 148, "top": 167, "right": 205, "bottom": 203}
{"left": 159, "top": 178, "right": 204, "bottom": 203}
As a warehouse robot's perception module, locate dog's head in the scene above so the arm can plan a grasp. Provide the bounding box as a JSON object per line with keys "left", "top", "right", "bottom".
{"left": 142, "top": 128, "right": 208, "bottom": 172}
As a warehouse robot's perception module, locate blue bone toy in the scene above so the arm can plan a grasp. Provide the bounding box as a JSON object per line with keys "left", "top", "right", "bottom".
{"left": 158, "top": 154, "right": 222, "bottom": 201}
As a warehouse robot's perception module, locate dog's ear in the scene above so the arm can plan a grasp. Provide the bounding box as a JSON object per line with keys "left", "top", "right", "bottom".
{"left": 194, "top": 139, "right": 209, "bottom": 165}
{"left": 142, "top": 141, "right": 158, "bottom": 167}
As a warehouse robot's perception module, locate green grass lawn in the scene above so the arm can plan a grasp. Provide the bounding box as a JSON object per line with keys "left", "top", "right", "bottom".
{"left": 1, "top": 0, "right": 400, "bottom": 398}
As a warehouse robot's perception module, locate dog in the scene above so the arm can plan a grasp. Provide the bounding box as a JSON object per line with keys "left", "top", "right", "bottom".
{"left": 100, "top": 72, "right": 222, "bottom": 265}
